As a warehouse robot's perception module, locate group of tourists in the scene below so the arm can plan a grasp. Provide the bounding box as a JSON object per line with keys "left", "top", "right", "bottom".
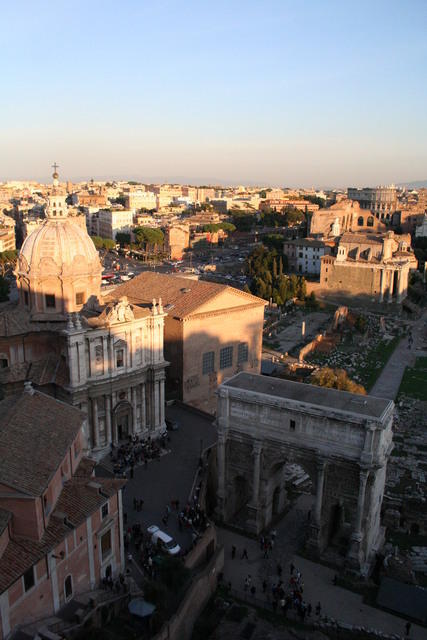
{"left": 111, "top": 434, "right": 166, "bottom": 476}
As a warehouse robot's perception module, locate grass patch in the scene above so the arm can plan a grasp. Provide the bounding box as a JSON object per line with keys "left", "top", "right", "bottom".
{"left": 398, "top": 357, "right": 427, "bottom": 401}
{"left": 357, "top": 336, "right": 400, "bottom": 391}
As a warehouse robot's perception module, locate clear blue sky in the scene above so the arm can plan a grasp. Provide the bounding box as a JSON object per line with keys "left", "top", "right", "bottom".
{"left": 1, "top": 0, "right": 426, "bottom": 186}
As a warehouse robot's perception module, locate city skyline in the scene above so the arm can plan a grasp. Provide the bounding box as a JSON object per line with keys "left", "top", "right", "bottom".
{"left": 2, "top": 0, "right": 427, "bottom": 186}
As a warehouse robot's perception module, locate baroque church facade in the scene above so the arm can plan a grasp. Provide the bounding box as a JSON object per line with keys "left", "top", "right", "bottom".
{"left": 0, "top": 168, "right": 167, "bottom": 457}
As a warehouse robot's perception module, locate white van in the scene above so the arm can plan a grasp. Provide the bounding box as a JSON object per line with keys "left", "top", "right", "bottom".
{"left": 147, "top": 525, "right": 181, "bottom": 556}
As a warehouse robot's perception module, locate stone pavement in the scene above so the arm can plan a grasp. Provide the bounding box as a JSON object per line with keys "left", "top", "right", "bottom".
{"left": 218, "top": 495, "right": 426, "bottom": 640}
{"left": 371, "top": 310, "right": 427, "bottom": 400}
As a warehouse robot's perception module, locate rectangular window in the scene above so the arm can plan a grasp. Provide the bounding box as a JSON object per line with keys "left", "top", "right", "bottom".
{"left": 290, "top": 419, "right": 296, "bottom": 431}
{"left": 75, "top": 292, "right": 84, "bottom": 305}
{"left": 45, "top": 294, "right": 55, "bottom": 308}
{"left": 237, "top": 342, "right": 248, "bottom": 364}
{"left": 220, "top": 346, "right": 233, "bottom": 370}
{"left": 23, "top": 567, "right": 35, "bottom": 592}
{"left": 101, "top": 529, "right": 112, "bottom": 560}
{"left": 116, "top": 349, "right": 124, "bottom": 368}
{"left": 202, "top": 351, "right": 215, "bottom": 374}
{"left": 101, "top": 503, "right": 109, "bottom": 520}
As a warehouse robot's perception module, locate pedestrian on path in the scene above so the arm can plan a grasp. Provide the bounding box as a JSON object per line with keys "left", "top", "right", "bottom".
{"left": 250, "top": 585, "right": 256, "bottom": 597}
{"left": 315, "top": 602, "right": 321, "bottom": 617}
{"left": 241, "top": 548, "right": 248, "bottom": 560}
{"left": 262, "top": 579, "right": 267, "bottom": 593}
{"left": 405, "top": 622, "right": 411, "bottom": 637}
{"left": 231, "top": 545, "right": 236, "bottom": 559}
{"left": 277, "top": 562, "right": 282, "bottom": 577}
{"left": 290, "top": 562, "right": 295, "bottom": 575}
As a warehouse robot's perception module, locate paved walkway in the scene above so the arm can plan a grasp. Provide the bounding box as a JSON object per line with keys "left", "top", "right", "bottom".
{"left": 371, "top": 310, "right": 427, "bottom": 400}
{"left": 218, "top": 495, "right": 426, "bottom": 640}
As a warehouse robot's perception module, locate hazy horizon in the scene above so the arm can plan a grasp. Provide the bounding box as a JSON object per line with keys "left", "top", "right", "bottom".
{"left": 2, "top": 0, "right": 426, "bottom": 186}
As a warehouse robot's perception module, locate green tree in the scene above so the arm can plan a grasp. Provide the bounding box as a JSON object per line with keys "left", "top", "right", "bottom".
{"left": 134, "top": 226, "right": 164, "bottom": 252}
{"left": 0, "top": 276, "right": 10, "bottom": 301}
{"left": 310, "top": 367, "right": 366, "bottom": 395}
{"left": 115, "top": 232, "right": 131, "bottom": 247}
{"left": 0, "top": 250, "right": 18, "bottom": 278}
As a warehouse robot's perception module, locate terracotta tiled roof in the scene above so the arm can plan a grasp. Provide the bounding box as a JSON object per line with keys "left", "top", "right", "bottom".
{"left": 0, "top": 304, "right": 66, "bottom": 337}
{"left": 0, "top": 355, "right": 69, "bottom": 387}
{"left": 0, "top": 508, "right": 11, "bottom": 536}
{"left": 0, "top": 472, "right": 125, "bottom": 593}
{"left": 109, "top": 272, "right": 265, "bottom": 319}
{"left": 0, "top": 390, "right": 85, "bottom": 496}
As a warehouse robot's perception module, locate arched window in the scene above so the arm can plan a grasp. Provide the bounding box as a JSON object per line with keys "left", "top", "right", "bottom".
{"left": 0, "top": 354, "right": 8, "bottom": 368}
{"left": 357, "top": 216, "right": 364, "bottom": 226}
{"left": 367, "top": 216, "right": 374, "bottom": 227}
{"left": 64, "top": 575, "right": 73, "bottom": 601}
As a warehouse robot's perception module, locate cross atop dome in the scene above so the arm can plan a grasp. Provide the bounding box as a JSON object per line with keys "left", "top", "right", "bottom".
{"left": 52, "top": 161, "right": 60, "bottom": 188}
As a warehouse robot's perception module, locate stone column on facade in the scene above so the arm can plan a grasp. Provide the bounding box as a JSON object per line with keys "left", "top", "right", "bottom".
{"left": 140, "top": 383, "right": 146, "bottom": 432}
{"left": 251, "top": 441, "right": 263, "bottom": 506}
{"left": 246, "top": 440, "right": 263, "bottom": 534}
{"left": 131, "top": 386, "right": 137, "bottom": 434}
{"left": 347, "top": 468, "right": 370, "bottom": 570}
{"left": 111, "top": 391, "right": 118, "bottom": 445}
{"left": 353, "top": 468, "right": 369, "bottom": 538}
{"left": 307, "top": 458, "right": 327, "bottom": 556}
{"left": 314, "top": 459, "right": 327, "bottom": 527}
{"left": 105, "top": 395, "right": 112, "bottom": 445}
{"left": 154, "top": 379, "right": 160, "bottom": 428}
{"left": 102, "top": 336, "right": 109, "bottom": 374}
{"left": 159, "top": 377, "right": 165, "bottom": 427}
{"left": 92, "top": 398, "right": 99, "bottom": 448}
{"left": 361, "top": 422, "right": 376, "bottom": 465}
{"left": 216, "top": 431, "right": 227, "bottom": 521}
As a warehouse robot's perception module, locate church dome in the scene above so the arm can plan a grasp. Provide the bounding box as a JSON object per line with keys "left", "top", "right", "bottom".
{"left": 16, "top": 166, "right": 102, "bottom": 321}
{"left": 20, "top": 218, "right": 100, "bottom": 270}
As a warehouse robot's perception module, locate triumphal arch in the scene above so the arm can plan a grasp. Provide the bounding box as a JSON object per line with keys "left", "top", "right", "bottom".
{"left": 216, "top": 372, "right": 394, "bottom": 575}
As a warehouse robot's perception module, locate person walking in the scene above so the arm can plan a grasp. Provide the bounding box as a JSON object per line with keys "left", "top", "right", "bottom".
{"left": 405, "top": 622, "right": 411, "bottom": 637}
{"left": 241, "top": 548, "right": 248, "bottom": 560}
{"left": 290, "top": 562, "right": 295, "bottom": 575}
{"left": 262, "top": 579, "right": 267, "bottom": 593}
{"left": 231, "top": 545, "right": 236, "bottom": 559}
{"left": 315, "top": 602, "right": 321, "bottom": 617}
{"left": 277, "top": 562, "right": 282, "bottom": 577}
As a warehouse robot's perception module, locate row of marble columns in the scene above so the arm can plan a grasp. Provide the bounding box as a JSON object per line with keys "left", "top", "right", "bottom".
{"left": 89, "top": 379, "right": 165, "bottom": 449}
{"left": 378, "top": 268, "right": 406, "bottom": 303}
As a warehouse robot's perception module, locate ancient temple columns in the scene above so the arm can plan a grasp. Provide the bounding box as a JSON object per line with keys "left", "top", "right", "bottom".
{"left": 387, "top": 270, "right": 394, "bottom": 302}
{"left": 379, "top": 269, "right": 385, "bottom": 302}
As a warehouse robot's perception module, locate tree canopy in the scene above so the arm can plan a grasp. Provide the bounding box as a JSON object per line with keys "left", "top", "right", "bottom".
{"left": 246, "top": 245, "right": 306, "bottom": 305}
{"left": 91, "top": 236, "right": 116, "bottom": 251}
{"left": 133, "top": 226, "right": 164, "bottom": 250}
{"left": 0, "top": 250, "right": 18, "bottom": 277}
{"left": 202, "top": 222, "right": 236, "bottom": 233}
{"left": 310, "top": 367, "right": 366, "bottom": 395}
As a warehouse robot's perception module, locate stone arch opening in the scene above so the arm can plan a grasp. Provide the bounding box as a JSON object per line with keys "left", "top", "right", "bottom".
{"left": 367, "top": 216, "right": 374, "bottom": 227}
{"left": 229, "top": 474, "right": 249, "bottom": 520}
{"left": 113, "top": 400, "right": 133, "bottom": 441}
{"left": 357, "top": 216, "right": 364, "bottom": 226}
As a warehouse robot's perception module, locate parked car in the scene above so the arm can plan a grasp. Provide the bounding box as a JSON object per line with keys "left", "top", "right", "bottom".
{"left": 147, "top": 526, "right": 181, "bottom": 555}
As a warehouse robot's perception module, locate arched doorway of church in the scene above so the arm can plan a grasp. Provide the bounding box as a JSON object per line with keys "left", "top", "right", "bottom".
{"left": 114, "top": 401, "right": 132, "bottom": 442}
